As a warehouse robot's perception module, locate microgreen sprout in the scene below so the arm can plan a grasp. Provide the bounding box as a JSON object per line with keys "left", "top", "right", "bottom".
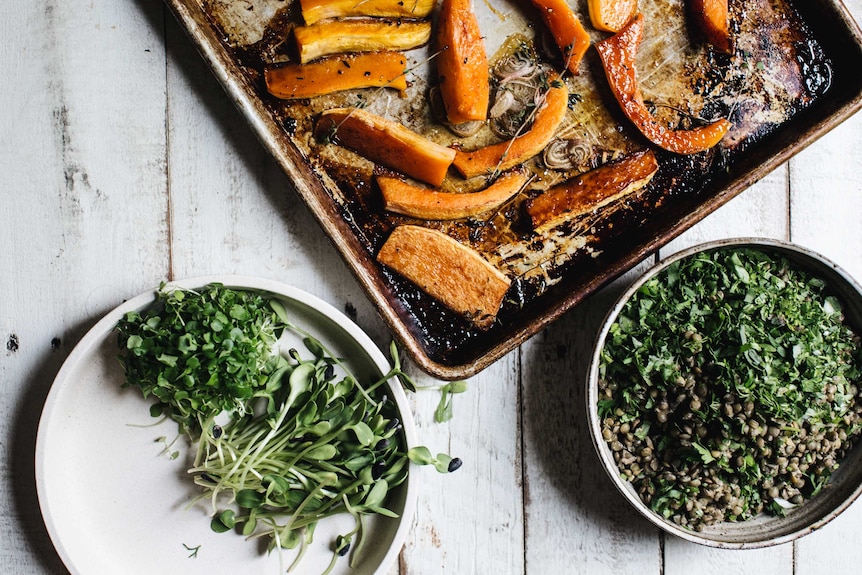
{"left": 116, "top": 284, "right": 444, "bottom": 573}
{"left": 407, "top": 446, "right": 463, "bottom": 473}
{"left": 183, "top": 543, "right": 201, "bottom": 558}
{"left": 433, "top": 380, "right": 468, "bottom": 423}
{"left": 599, "top": 248, "right": 862, "bottom": 529}
{"left": 385, "top": 340, "right": 469, "bottom": 423}
{"left": 155, "top": 435, "right": 180, "bottom": 460}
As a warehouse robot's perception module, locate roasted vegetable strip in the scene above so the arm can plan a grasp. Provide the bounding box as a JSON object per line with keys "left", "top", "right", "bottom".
{"left": 531, "top": 0, "right": 591, "bottom": 74}
{"left": 299, "top": 0, "right": 435, "bottom": 26}
{"left": 595, "top": 14, "right": 732, "bottom": 154}
{"left": 317, "top": 108, "right": 456, "bottom": 187}
{"left": 264, "top": 52, "right": 408, "bottom": 100}
{"left": 378, "top": 169, "right": 528, "bottom": 220}
{"left": 588, "top": 0, "right": 638, "bottom": 33}
{"left": 452, "top": 73, "right": 568, "bottom": 178}
{"left": 377, "top": 225, "right": 511, "bottom": 329}
{"left": 526, "top": 149, "right": 658, "bottom": 231}
{"left": 436, "top": 0, "right": 490, "bottom": 124}
{"left": 689, "top": 0, "right": 732, "bottom": 53}
{"left": 294, "top": 19, "right": 432, "bottom": 64}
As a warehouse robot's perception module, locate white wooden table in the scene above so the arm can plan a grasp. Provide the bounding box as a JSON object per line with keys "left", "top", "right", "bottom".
{"left": 2, "top": 0, "right": 862, "bottom": 573}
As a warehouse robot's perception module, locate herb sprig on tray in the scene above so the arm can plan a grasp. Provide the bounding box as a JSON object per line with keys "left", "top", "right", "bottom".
{"left": 599, "top": 248, "right": 862, "bottom": 529}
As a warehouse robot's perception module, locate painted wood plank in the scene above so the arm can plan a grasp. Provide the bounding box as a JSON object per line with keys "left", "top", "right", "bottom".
{"left": 788, "top": 0, "right": 862, "bottom": 566}
{"left": 0, "top": 0, "right": 170, "bottom": 573}
{"left": 519, "top": 263, "right": 662, "bottom": 575}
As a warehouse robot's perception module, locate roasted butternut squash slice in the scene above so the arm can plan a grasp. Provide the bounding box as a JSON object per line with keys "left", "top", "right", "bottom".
{"left": 264, "top": 52, "right": 408, "bottom": 100}
{"left": 378, "top": 169, "right": 528, "bottom": 220}
{"left": 526, "top": 149, "right": 658, "bottom": 231}
{"left": 531, "top": 0, "right": 591, "bottom": 74}
{"left": 294, "top": 19, "right": 432, "bottom": 64}
{"left": 595, "top": 14, "right": 732, "bottom": 154}
{"left": 688, "top": 0, "right": 732, "bottom": 53}
{"left": 588, "top": 0, "right": 638, "bottom": 33}
{"left": 436, "top": 0, "right": 490, "bottom": 124}
{"left": 452, "top": 74, "right": 569, "bottom": 178}
{"left": 377, "top": 225, "right": 511, "bottom": 329}
{"left": 299, "top": 0, "right": 436, "bottom": 26}
{"left": 316, "top": 108, "right": 456, "bottom": 187}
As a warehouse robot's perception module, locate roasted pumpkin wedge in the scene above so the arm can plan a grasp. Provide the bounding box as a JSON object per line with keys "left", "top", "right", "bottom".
{"left": 264, "top": 52, "right": 408, "bottom": 100}
{"left": 377, "top": 225, "right": 511, "bottom": 329}
{"left": 299, "top": 0, "right": 435, "bottom": 26}
{"left": 595, "top": 14, "right": 732, "bottom": 154}
{"left": 294, "top": 19, "right": 432, "bottom": 64}
{"left": 378, "top": 169, "right": 529, "bottom": 220}
{"left": 526, "top": 149, "right": 658, "bottom": 231}
{"left": 531, "top": 0, "right": 591, "bottom": 74}
{"left": 316, "top": 108, "right": 456, "bottom": 187}
{"left": 688, "top": 0, "right": 732, "bottom": 53}
{"left": 588, "top": 0, "right": 638, "bottom": 32}
{"left": 452, "top": 73, "right": 569, "bottom": 178}
{"left": 436, "top": 0, "right": 490, "bottom": 124}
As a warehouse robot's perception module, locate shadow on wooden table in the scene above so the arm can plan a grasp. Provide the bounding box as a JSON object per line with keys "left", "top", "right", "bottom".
{"left": 10, "top": 316, "right": 103, "bottom": 575}
{"left": 521, "top": 274, "right": 661, "bottom": 545}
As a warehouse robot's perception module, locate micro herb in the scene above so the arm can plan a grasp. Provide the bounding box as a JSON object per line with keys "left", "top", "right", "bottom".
{"left": 599, "top": 248, "right": 862, "bottom": 529}
{"left": 116, "top": 284, "right": 453, "bottom": 573}
{"left": 155, "top": 435, "right": 180, "bottom": 460}
{"left": 183, "top": 543, "right": 201, "bottom": 558}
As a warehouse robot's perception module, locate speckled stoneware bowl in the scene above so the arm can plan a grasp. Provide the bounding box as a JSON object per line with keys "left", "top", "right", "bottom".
{"left": 587, "top": 238, "right": 862, "bottom": 548}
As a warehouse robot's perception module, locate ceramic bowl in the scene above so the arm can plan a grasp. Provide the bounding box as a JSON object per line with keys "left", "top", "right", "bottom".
{"left": 587, "top": 239, "right": 862, "bottom": 548}
{"left": 36, "top": 275, "right": 418, "bottom": 574}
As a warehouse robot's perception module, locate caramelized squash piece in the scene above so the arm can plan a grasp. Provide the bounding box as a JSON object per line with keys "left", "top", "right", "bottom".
{"left": 294, "top": 20, "right": 432, "bottom": 64}
{"left": 526, "top": 149, "right": 658, "bottom": 231}
{"left": 595, "top": 14, "right": 731, "bottom": 154}
{"left": 264, "top": 52, "right": 407, "bottom": 100}
{"left": 436, "top": 0, "right": 490, "bottom": 124}
{"left": 299, "top": 0, "right": 435, "bottom": 26}
{"left": 689, "top": 0, "right": 731, "bottom": 53}
{"left": 377, "top": 225, "right": 511, "bottom": 328}
{"left": 452, "top": 74, "right": 568, "bottom": 178}
{"left": 316, "top": 108, "right": 456, "bottom": 187}
{"left": 531, "top": 0, "right": 591, "bottom": 74}
{"left": 588, "top": 0, "right": 638, "bottom": 32}
{"left": 379, "top": 169, "right": 528, "bottom": 220}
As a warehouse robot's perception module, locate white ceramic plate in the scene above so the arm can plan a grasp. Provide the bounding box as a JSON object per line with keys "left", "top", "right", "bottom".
{"left": 36, "top": 275, "right": 418, "bottom": 575}
{"left": 586, "top": 239, "right": 862, "bottom": 548}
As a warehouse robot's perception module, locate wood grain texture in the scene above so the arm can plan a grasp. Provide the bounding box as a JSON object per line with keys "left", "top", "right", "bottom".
{"left": 2, "top": 0, "right": 862, "bottom": 573}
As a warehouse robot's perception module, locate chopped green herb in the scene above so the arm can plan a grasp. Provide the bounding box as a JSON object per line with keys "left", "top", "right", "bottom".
{"left": 599, "top": 248, "right": 862, "bottom": 530}
{"left": 116, "top": 284, "right": 428, "bottom": 573}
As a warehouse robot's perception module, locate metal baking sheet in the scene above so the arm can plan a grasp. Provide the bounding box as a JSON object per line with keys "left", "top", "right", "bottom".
{"left": 163, "top": 0, "right": 862, "bottom": 379}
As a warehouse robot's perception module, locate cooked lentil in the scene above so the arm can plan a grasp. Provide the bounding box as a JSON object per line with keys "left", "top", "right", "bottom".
{"left": 598, "top": 248, "right": 862, "bottom": 530}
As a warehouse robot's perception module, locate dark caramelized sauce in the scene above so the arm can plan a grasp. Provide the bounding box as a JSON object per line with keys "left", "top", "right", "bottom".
{"left": 200, "top": 0, "right": 836, "bottom": 367}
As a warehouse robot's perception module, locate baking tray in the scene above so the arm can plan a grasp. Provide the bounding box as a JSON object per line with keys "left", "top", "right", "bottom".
{"left": 162, "top": 0, "right": 862, "bottom": 379}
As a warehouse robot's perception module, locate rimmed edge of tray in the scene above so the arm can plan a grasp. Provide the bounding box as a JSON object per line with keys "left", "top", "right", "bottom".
{"left": 162, "top": 0, "right": 862, "bottom": 380}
